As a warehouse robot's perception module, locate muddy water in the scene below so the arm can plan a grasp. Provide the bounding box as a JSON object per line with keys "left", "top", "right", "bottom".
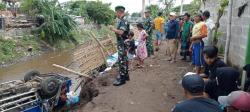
{"left": 0, "top": 50, "right": 73, "bottom": 83}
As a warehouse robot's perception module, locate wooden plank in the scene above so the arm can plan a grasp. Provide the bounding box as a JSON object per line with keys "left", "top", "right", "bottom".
{"left": 52, "top": 64, "right": 92, "bottom": 79}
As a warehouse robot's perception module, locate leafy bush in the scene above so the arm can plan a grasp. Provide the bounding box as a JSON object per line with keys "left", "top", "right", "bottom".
{"left": 0, "top": 3, "right": 6, "bottom": 11}
{"left": 21, "top": 35, "right": 39, "bottom": 52}
{"left": 146, "top": 5, "right": 161, "bottom": 18}
{"left": 65, "top": 1, "right": 115, "bottom": 25}
{"left": 66, "top": 0, "right": 88, "bottom": 17}
{"left": 213, "top": 30, "right": 223, "bottom": 45}
{"left": 131, "top": 12, "right": 141, "bottom": 17}
{"left": 85, "top": 1, "right": 115, "bottom": 25}
{"left": 39, "top": 8, "right": 77, "bottom": 44}
{"left": 20, "top": 0, "right": 41, "bottom": 17}
{"left": 171, "top": 0, "right": 201, "bottom": 15}
{"left": 71, "top": 25, "right": 115, "bottom": 44}
{"left": 213, "top": 0, "right": 228, "bottom": 45}
{"left": 0, "top": 36, "right": 40, "bottom": 62}
{"left": 21, "top": 0, "right": 77, "bottom": 45}
{"left": 0, "top": 39, "right": 16, "bottom": 62}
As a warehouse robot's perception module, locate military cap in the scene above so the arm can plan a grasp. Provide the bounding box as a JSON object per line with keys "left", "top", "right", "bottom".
{"left": 115, "top": 6, "right": 125, "bottom": 12}
{"left": 144, "top": 10, "right": 151, "bottom": 13}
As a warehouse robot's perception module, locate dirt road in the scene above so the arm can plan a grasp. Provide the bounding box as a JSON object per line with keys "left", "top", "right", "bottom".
{"left": 79, "top": 43, "right": 193, "bottom": 112}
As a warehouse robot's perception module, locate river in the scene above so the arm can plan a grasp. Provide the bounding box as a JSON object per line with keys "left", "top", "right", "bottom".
{"left": 0, "top": 50, "right": 73, "bottom": 83}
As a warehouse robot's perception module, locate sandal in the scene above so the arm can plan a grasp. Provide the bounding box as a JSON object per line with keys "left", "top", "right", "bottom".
{"left": 137, "top": 65, "right": 144, "bottom": 68}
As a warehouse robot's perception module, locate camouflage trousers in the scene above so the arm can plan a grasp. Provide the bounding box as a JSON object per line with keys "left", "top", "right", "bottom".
{"left": 146, "top": 33, "right": 154, "bottom": 56}
{"left": 117, "top": 41, "right": 128, "bottom": 76}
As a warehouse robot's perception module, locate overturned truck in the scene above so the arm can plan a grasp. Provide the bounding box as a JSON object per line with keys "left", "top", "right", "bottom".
{"left": 0, "top": 71, "right": 71, "bottom": 112}
{"left": 0, "top": 35, "right": 116, "bottom": 112}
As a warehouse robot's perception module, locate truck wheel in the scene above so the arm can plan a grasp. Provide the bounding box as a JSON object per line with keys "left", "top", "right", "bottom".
{"left": 24, "top": 70, "right": 40, "bottom": 82}
{"left": 40, "top": 77, "right": 60, "bottom": 99}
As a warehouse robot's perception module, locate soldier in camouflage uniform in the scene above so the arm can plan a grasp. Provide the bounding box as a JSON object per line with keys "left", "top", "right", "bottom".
{"left": 144, "top": 10, "right": 154, "bottom": 57}
{"left": 109, "top": 6, "right": 130, "bottom": 86}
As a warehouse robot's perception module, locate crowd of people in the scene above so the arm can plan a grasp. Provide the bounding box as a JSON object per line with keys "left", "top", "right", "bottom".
{"left": 109, "top": 5, "right": 250, "bottom": 112}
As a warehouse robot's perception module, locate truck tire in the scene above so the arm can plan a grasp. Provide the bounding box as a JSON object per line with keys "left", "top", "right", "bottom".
{"left": 24, "top": 70, "right": 40, "bottom": 82}
{"left": 40, "top": 77, "right": 60, "bottom": 99}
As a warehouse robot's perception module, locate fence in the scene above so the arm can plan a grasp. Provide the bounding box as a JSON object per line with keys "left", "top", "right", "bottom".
{"left": 73, "top": 34, "right": 117, "bottom": 74}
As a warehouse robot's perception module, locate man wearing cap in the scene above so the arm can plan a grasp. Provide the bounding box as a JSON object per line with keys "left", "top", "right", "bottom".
{"left": 143, "top": 10, "right": 154, "bottom": 57}
{"left": 218, "top": 91, "right": 250, "bottom": 112}
{"left": 109, "top": 6, "right": 130, "bottom": 86}
{"left": 165, "top": 12, "right": 179, "bottom": 63}
{"left": 190, "top": 13, "right": 208, "bottom": 74}
{"left": 172, "top": 74, "right": 223, "bottom": 112}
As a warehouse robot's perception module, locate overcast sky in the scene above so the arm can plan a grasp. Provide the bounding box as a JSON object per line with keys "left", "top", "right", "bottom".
{"left": 59, "top": 0, "right": 193, "bottom": 13}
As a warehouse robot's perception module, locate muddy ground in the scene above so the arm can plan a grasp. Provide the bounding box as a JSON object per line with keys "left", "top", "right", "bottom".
{"left": 77, "top": 43, "right": 193, "bottom": 112}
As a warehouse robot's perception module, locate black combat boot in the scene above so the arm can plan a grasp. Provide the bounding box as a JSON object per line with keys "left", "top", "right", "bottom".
{"left": 113, "top": 75, "right": 126, "bottom": 86}
{"left": 125, "top": 74, "right": 130, "bottom": 81}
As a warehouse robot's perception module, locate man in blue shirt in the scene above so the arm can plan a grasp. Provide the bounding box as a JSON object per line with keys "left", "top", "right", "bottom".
{"left": 172, "top": 74, "right": 223, "bottom": 112}
{"left": 165, "top": 12, "right": 179, "bottom": 63}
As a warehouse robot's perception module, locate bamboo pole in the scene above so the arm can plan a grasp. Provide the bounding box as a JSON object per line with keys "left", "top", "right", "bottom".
{"left": 141, "top": 0, "right": 145, "bottom": 17}
{"left": 89, "top": 32, "right": 109, "bottom": 65}
{"left": 89, "top": 32, "right": 111, "bottom": 55}
{"left": 52, "top": 64, "right": 92, "bottom": 79}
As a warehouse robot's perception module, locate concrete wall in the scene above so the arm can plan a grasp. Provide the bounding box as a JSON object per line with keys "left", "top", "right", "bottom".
{"left": 201, "top": 0, "right": 250, "bottom": 68}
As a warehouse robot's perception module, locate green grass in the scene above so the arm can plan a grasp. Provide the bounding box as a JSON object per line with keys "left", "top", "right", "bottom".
{"left": 54, "top": 40, "right": 75, "bottom": 50}
{"left": 0, "top": 25, "right": 114, "bottom": 63}
{"left": 0, "top": 39, "right": 16, "bottom": 62}
{"left": 0, "top": 35, "right": 40, "bottom": 63}
{"left": 72, "top": 25, "right": 115, "bottom": 44}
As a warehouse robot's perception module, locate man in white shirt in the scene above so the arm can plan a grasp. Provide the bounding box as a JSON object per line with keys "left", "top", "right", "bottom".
{"left": 202, "top": 11, "right": 215, "bottom": 46}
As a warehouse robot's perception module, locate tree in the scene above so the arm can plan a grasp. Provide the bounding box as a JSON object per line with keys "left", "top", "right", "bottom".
{"left": 189, "top": 0, "right": 202, "bottom": 14}
{"left": 131, "top": 12, "right": 141, "bottom": 17}
{"left": 64, "top": 1, "right": 115, "bottom": 25}
{"left": 85, "top": 1, "right": 114, "bottom": 25}
{"left": 213, "top": 0, "right": 229, "bottom": 45}
{"left": 21, "top": 0, "right": 77, "bottom": 45}
{"left": 171, "top": 0, "right": 202, "bottom": 15}
{"left": 66, "top": 0, "right": 88, "bottom": 17}
{"left": 146, "top": 5, "right": 161, "bottom": 18}
{"left": 20, "top": 0, "right": 43, "bottom": 17}
{"left": 161, "top": 0, "right": 176, "bottom": 14}
{"left": 0, "top": 3, "right": 6, "bottom": 11}
{"left": 172, "top": 4, "right": 190, "bottom": 15}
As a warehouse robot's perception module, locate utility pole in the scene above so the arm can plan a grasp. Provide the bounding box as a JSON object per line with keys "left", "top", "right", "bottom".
{"left": 180, "top": 0, "right": 184, "bottom": 15}
{"left": 141, "top": 0, "right": 145, "bottom": 17}
{"left": 224, "top": 0, "right": 233, "bottom": 63}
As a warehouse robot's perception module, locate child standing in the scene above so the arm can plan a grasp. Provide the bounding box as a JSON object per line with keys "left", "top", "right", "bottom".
{"left": 136, "top": 23, "right": 148, "bottom": 68}
{"left": 125, "top": 31, "right": 136, "bottom": 70}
